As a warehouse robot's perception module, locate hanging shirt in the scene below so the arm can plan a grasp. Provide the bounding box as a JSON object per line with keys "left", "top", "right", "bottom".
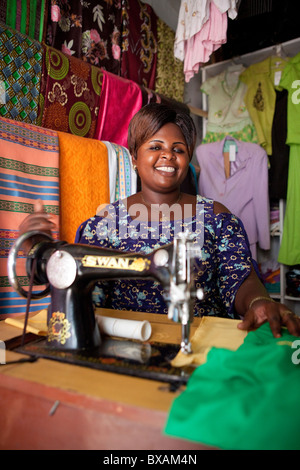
{"left": 201, "top": 65, "right": 253, "bottom": 134}
{"left": 239, "top": 56, "right": 289, "bottom": 155}
{"left": 184, "top": 1, "right": 227, "bottom": 82}
{"left": 197, "top": 137, "right": 270, "bottom": 259}
{"left": 277, "top": 52, "right": 300, "bottom": 266}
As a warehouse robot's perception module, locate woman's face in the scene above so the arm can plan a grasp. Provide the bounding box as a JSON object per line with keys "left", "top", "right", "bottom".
{"left": 134, "top": 122, "right": 190, "bottom": 195}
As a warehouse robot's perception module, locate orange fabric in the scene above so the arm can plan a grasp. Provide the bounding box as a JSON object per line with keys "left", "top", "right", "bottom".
{"left": 58, "top": 132, "right": 109, "bottom": 243}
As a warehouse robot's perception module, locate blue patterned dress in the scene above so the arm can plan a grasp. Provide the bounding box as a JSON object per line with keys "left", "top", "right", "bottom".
{"left": 75, "top": 196, "right": 252, "bottom": 319}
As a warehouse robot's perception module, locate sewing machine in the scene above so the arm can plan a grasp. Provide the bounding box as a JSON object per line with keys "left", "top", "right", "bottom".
{"left": 8, "top": 231, "right": 203, "bottom": 358}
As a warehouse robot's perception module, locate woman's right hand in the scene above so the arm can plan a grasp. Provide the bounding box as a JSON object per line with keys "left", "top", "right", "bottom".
{"left": 19, "top": 199, "right": 56, "bottom": 253}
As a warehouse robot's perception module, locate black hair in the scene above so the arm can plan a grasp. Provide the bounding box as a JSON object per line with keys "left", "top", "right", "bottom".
{"left": 128, "top": 103, "right": 197, "bottom": 160}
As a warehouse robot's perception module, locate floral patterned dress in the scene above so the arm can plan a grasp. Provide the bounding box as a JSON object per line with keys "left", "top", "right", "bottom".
{"left": 75, "top": 195, "right": 252, "bottom": 318}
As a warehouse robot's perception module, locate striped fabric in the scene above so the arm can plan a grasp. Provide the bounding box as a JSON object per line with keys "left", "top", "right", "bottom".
{"left": 110, "top": 143, "right": 137, "bottom": 201}
{"left": 0, "top": 116, "right": 60, "bottom": 318}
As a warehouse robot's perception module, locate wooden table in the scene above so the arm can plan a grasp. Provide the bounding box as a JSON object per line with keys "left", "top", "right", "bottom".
{"left": 0, "top": 309, "right": 212, "bottom": 450}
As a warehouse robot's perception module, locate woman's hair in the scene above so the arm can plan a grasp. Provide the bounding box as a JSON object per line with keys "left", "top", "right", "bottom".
{"left": 128, "top": 103, "right": 197, "bottom": 160}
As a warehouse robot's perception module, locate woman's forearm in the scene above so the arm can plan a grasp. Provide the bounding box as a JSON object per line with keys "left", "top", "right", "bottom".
{"left": 234, "top": 265, "right": 272, "bottom": 317}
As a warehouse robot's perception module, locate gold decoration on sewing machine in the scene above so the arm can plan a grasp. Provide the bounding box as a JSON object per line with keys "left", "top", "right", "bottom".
{"left": 81, "top": 255, "right": 150, "bottom": 272}
{"left": 47, "top": 311, "right": 71, "bottom": 345}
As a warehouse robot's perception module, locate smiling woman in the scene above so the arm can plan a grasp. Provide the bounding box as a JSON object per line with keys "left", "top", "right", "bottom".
{"left": 18, "top": 103, "right": 300, "bottom": 338}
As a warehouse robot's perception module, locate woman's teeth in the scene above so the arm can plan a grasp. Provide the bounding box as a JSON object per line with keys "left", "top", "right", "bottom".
{"left": 155, "top": 166, "right": 175, "bottom": 173}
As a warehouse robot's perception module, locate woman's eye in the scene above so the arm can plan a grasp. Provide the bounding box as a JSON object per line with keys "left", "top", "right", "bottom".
{"left": 149, "top": 146, "right": 161, "bottom": 151}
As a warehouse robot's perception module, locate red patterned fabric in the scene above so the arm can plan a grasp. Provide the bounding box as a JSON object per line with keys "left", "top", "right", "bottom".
{"left": 121, "top": 0, "right": 158, "bottom": 89}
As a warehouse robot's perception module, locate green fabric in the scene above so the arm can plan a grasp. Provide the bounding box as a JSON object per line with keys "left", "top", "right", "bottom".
{"left": 278, "top": 144, "right": 300, "bottom": 265}
{"left": 20, "top": 0, "right": 28, "bottom": 35}
{"left": 165, "top": 324, "right": 300, "bottom": 450}
{"left": 279, "top": 52, "right": 300, "bottom": 145}
{"left": 6, "top": 0, "right": 17, "bottom": 29}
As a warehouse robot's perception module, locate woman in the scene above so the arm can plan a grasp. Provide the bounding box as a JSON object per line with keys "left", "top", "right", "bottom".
{"left": 20, "top": 103, "right": 300, "bottom": 338}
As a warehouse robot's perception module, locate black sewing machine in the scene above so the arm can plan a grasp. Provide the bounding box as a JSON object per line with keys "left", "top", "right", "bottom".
{"left": 8, "top": 231, "right": 203, "bottom": 384}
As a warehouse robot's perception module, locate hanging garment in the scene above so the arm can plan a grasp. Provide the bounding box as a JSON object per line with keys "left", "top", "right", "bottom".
{"left": 39, "top": 45, "right": 103, "bottom": 138}
{"left": 278, "top": 144, "right": 300, "bottom": 266}
{"left": 277, "top": 52, "right": 300, "bottom": 266}
{"left": 213, "top": 0, "right": 239, "bottom": 19}
{"left": 0, "top": 22, "right": 43, "bottom": 124}
{"left": 47, "top": 0, "right": 123, "bottom": 76}
{"left": 165, "top": 323, "right": 300, "bottom": 450}
{"left": 174, "top": 0, "right": 211, "bottom": 62}
{"left": 121, "top": 0, "right": 158, "bottom": 89}
{"left": 184, "top": 1, "right": 228, "bottom": 82}
{"left": 239, "top": 55, "right": 289, "bottom": 155}
{"left": 57, "top": 132, "right": 109, "bottom": 244}
{"left": 201, "top": 64, "right": 257, "bottom": 142}
{"left": 0, "top": 116, "right": 59, "bottom": 318}
{"left": 197, "top": 137, "right": 270, "bottom": 259}
{"left": 269, "top": 89, "right": 290, "bottom": 200}
{"left": 95, "top": 70, "right": 143, "bottom": 148}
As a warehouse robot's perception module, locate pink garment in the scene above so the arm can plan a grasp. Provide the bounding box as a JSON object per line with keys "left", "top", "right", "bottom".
{"left": 184, "top": 2, "right": 228, "bottom": 82}
{"left": 95, "top": 71, "right": 143, "bottom": 148}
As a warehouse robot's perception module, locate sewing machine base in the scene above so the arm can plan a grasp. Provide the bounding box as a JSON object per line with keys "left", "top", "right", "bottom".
{"left": 11, "top": 335, "right": 193, "bottom": 387}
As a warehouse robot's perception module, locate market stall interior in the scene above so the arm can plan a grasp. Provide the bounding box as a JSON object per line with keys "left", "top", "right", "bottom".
{"left": 1, "top": 0, "right": 300, "bottom": 451}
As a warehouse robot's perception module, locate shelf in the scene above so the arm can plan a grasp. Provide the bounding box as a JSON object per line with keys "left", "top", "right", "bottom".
{"left": 285, "top": 295, "right": 300, "bottom": 302}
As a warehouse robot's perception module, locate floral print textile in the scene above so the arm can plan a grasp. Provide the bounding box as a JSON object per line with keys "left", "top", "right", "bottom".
{"left": 48, "top": 0, "right": 123, "bottom": 76}
{"left": 75, "top": 196, "right": 252, "bottom": 318}
{"left": 47, "top": 0, "right": 158, "bottom": 89}
{"left": 38, "top": 45, "right": 103, "bottom": 138}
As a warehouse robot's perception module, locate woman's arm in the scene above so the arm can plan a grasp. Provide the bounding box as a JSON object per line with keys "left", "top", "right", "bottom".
{"left": 213, "top": 200, "right": 300, "bottom": 337}
{"left": 235, "top": 265, "right": 300, "bottom": 337}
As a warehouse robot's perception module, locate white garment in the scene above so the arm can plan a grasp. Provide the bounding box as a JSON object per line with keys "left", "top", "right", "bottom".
{"left": 174, "top": 0, "right": 210, "bottom": 61}
{"left": 103, "top": 141, "right": 118, "bottom": 203}
{"left": 174, "top": 0, "right": 239, "bottom": 65}
{"left": 212, "top": 0, "right": 239, "bottom": 19}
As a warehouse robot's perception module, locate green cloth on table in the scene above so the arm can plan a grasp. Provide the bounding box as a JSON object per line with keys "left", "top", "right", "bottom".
{"left": 165, "top": 323, "right": 300, "bottom": 450}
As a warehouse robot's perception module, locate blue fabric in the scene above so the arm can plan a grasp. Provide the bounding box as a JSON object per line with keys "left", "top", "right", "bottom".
{"left": 75, "top": 196, "right": 252, "bottom": 318}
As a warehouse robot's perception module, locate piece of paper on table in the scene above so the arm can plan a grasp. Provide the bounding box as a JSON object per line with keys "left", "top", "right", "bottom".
{"left": 5, "top": 309, "right": 48, "bottom": 336}
{"left": 171, "top": 316, "right": 247, "bottom": 367}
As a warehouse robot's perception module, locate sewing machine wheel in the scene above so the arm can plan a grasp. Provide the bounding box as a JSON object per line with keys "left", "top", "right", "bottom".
{"left": 7, "top": 230, "right": 52, "bottom": 299}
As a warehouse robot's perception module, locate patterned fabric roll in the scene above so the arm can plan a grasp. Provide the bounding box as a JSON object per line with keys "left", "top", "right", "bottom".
{"left": 58, "top": 131, "right": 109, "bottom": 244}
{"left": 121, "top": 0, "right": 158, "bottom": 89}
{"left": 0, "top": 21, "right": 43, "bottom": 124}
{"left": 155, "top": 18, "right": 184, "bottom": 103}
{"left": 39, "top": 45, "right": 103, "bottom": 138}
{"left": 0, "top": 116, "right": 59, "bottom": 318}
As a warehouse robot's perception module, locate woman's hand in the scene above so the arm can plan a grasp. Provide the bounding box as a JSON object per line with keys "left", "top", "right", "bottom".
{"left": 237, "top": 298, "right": 300, "bottom": 338}
{"left": 18, "top": 199, "right": 56, "bottom": 253}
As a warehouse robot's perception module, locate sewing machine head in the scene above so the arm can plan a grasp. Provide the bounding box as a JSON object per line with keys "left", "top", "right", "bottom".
{"left": 8, "top": 231, "right": 203, "bottom": 355}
